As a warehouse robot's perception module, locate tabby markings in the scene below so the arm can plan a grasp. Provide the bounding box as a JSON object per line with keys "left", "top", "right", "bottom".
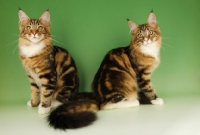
{"left": 29, "top": 71, "right": 41, "bottom": 89}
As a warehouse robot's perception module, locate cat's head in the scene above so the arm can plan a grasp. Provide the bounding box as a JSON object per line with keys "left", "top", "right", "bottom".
{"left": 127, "top": 11, "right": 161, "bottom": 47}
{"left": 18, "top": 9, "right": 51, "bottom": 44}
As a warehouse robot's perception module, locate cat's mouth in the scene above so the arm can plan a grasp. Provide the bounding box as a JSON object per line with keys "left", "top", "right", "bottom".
{"left": 143, "top": 38, "right": 152, "bottom": 45}
{"left": 30, "top": 37, "right": 41, "bottom": 43}
{"left": 28, "top": 34, "right": 44, "bottom": 43}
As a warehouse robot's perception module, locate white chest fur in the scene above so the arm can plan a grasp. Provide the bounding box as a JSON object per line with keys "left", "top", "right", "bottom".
{"left": 20, "top": 42, "right": 45, "bottom": 58}
{"left": 140, "top": 42, "right": 160, "bottom": 60}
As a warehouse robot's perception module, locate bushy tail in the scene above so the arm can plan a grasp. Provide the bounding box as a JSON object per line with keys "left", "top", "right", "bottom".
{"left": 47, "top": 92, "right": 98, "bottom": 130}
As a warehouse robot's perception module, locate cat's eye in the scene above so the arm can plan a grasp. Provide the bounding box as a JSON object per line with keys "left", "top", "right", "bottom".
{"left": 149, "top": 30, "right": 153, "bottom": 35}
{"left": 137, "top": 33, "right": 143, "bottom": 38}
{"left": 26, "top": 26, "right": 31, "bottom": 30}
{"left": 38, "top": 26, "right": 43, "bottom": 30}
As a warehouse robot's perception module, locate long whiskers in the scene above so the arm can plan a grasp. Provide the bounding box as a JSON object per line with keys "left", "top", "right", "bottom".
{"left": 6, "top": 39, "right": 19, "bottom": 53}
{"left": 12, "top": 46, "right": 18, "bottom": 56}
{"left": 52, "top": 38, "right": 64, "bottom": 46}
{"left": 9, "top": 34, "right": 19, "bottom": 37}
{"left": 47, "top": 35, "right": 65, "bottom": 47}
{"left": 162, "top": 42, "right": 173, "bottom": 49}
{"left": 51, "top": 35, "right": 63, "bottom": 41}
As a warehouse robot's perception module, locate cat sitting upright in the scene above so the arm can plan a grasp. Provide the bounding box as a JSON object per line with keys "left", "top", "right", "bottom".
{"left": 92, "top": 11, "right": 164, "bottom": 110}
{"left": 18, "top": 9, "right": 79, "bottom": 114}
{"left": 47, "top": 11, "right": 164, "bottom": 130}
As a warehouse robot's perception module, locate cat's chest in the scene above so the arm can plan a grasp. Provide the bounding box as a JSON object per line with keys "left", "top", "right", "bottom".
{"left": 20, "top": 42, "right": 45, "bottom": 58}
{"left": 140, "top": 42, "right": 160, "bottom": 60}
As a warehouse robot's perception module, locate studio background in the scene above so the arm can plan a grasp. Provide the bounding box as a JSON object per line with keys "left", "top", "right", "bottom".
{"left": 0, "top": 1, "right": 200, "bottom": 135}
{"left": 1, "top": 0, "right": 199, "bottom": 105}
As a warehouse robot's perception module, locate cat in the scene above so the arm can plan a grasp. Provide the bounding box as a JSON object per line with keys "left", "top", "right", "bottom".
{"left": 18, "top": 9, "right": 79, "bottom": 114}
{"left": 92, "top": 11, "right": 164, "bottom": 110}
{"left": 47, "top": 11, "right": 163, "bottom": 130}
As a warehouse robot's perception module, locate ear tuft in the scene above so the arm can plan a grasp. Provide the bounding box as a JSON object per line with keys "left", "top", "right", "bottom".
{"left": 39, "top": 11, "right": 50, "bottom": 25}
{"left": 127, "top": 20, "right": 138, "bottom": 32}
{"left": 146, "top": 12, "right": 157, "bottom": 27}
{"left": 18, "top": 10, "right": 30, "bottom": 25}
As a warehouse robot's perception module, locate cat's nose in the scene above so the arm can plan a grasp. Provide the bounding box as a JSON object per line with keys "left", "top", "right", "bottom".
{"left": 144, "top": 38, "right": 148, "bottom": 41}
{"left": 32, "top": 31, "right": 36, "bottom": 36}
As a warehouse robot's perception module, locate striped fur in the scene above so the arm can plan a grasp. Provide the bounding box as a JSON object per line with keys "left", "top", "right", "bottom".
{"left": 18, "top": 10, "right": 79, "bottom": 114}
{"left": 92, "top": 11, "right": 164, "bottom": 110}
{"left": 46, "top": 11, "right": 163, "bottom": 130}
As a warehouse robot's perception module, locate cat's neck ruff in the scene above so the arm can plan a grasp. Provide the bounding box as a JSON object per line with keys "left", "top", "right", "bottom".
{"left": 20, "top": 42, "right": 45, "bottom": 58}
{"left": 139, "top": 42, "right": 160, "bottom": 61}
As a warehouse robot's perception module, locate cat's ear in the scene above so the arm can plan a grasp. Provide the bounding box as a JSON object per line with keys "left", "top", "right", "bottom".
{"left": 146, "top": 11, "right": 157, "bottom": 27}
{"left": 39, "top": 11, "right": 50, "bottom": 26}
{"left": 18, "top": 10, "right": 30, "bottom": 25}
{"left": 127, "top": 19, "right": 138, "bottom": 33}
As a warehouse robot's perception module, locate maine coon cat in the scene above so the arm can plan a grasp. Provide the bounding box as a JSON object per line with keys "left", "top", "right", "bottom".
{"left": 47, "top": 11, "right": 163, "bottom": 130}
{"left": 18, "top": 9, "right": 79, "bottom": 114}
{"left": 92, "top": 11, "right": 164, "bottom": 110}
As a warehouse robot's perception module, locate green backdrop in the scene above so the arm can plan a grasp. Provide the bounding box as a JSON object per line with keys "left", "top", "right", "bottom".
{"left": 0, "top": 0, "right": 199, "bottom": 105}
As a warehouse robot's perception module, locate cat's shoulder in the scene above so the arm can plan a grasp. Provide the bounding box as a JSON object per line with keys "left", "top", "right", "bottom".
{"left": 53, "top": 45, "right": 70, "bottom": 54}
{"left": 107, "top": 46, "right": 129, "bottom": 54}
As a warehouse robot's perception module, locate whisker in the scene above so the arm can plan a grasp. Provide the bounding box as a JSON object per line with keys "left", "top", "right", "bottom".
{"left": 161, "top": 46, "right": 166, "bottom": 51}
{"left": 162, "top": 37, "right": 181, "bottom": 40}
{"left": 162, "top": 42, "right": 173, "bottom": 49}
{"left": 6, "top": 39, "right": 19, "bottom": 53}
{"left": 9, "top": 34, "right": 19, "bottom": 37}
{"left": 12, "top": 46, "right": 18, "bottom": 56}
{"left": 6, "top": 39, "right": 19, "bottom": 47}
{"left": 52, "top": 38, "right": 64, "bottom": 46}
{"left": 51, "top": 35, "right": 63, "bottom": 40}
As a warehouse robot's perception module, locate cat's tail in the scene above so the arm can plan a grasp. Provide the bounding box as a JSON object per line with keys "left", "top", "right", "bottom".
{"left": 47, "top": 92, "right": 98, "bottom": 130}
{"left": 138, "top": 91, "right": 152, "bottom": 104}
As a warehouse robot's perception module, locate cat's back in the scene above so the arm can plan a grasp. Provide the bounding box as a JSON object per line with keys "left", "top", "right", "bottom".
{"left": 53, "top": 46, "right": 78, "bottom": 75}
{"left": 96, "top": 46, "right": 131, "bottom": 71}
{"left": 92, "top": 46, "right": 136, "bottom": 85}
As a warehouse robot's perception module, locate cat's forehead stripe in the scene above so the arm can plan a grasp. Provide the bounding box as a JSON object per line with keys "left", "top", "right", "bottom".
{"left": 30, "top": 19, "right": 39, "bottom": 25}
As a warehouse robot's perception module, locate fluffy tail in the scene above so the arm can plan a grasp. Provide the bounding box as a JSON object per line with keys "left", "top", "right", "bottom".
{"left": 47, "top": 92, "right": 98, "bottom": 130}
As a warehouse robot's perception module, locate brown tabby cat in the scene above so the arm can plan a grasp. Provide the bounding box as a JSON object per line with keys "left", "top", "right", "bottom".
{"left": 92, "top": 11, "right": 164, "bottom": 110}
{"left": 18, "top": 9, "right": 79, "bottom": 114}
{"left": 47, "top": 11, "right": 163, "bottom": 130}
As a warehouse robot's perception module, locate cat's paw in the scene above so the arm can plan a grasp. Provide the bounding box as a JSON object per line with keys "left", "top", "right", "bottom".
{"left": 151, "top": 98, "right": 164, "bottom": 105}
{"left": 27, "top": 100, "right": 32, "bottom": 107}
{"left": 38, "top": 104, "right": 51, "bottom": 114}
{"left": 132, "top": 99, "right": 140, "bottom": 107}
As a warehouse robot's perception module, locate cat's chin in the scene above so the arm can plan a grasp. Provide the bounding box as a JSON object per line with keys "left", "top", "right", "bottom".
{"left": 29, "top": 38, "right": 42, "bottom": 43}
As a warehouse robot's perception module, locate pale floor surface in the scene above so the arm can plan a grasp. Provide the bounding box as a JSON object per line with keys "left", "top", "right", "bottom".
{"left": 0, "top": 96, "right": 200, "bottom": 135}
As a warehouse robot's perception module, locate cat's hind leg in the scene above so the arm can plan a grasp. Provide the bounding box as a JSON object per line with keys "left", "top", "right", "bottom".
{"left": 101, "top": 94, "right": 139, "bottom": 110}
{"left": 51, "top": 98, "right": 62, "bottom": 108}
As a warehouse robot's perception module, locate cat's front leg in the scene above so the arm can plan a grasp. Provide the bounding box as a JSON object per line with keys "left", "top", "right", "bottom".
{"left": 38, "top": 74, "right": 56, "bottom": 114}
{"left": 27, "top": 76, "right": 40, "bottom": 107}
{"left": 137, "top": 72, "right": 164, "bottom": 105}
